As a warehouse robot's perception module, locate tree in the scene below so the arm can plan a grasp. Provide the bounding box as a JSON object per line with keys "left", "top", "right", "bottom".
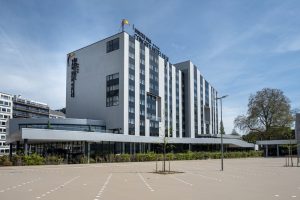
{"left": 234, "top": 88, "right": 293, "bottom": 134}
{"left": 220, "top": 121, "right": 225, "bottom": 134}
{"left": 231, "top": 129, "right": 240, "bottom": 136}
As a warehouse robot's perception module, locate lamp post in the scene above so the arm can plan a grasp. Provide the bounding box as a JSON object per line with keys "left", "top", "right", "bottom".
{"left": 216, "top": 95, "right": 228, "bottom": 171}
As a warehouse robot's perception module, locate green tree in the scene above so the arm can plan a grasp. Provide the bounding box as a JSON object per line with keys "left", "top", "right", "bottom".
{"left": 231, "top": 129, "right": 240, "bottom": 136}
{"left": 220, "top": 121, "right": 225, "bottom": 134}
{"left": 234, "top": 88, "right": 293, "bottom": 134}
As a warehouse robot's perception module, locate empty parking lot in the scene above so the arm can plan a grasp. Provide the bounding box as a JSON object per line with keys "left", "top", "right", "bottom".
{"left": 0, "top": 158, "right": 299, "bottom": 200}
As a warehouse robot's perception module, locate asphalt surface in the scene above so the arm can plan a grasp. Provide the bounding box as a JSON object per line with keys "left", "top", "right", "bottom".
{"left": 0, "top": 158, "right": 299, "bottom": 200}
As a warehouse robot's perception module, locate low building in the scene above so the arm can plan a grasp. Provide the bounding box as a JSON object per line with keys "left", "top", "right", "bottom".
{"left": 7, "top": 118, "right": 254, "bottom": 161}
{"left": 49, "top": 109, "right": 66, "bottom": 119}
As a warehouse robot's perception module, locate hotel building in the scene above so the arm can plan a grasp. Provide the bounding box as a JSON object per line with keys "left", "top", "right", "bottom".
{"left": 66, "top": 29, "right": 218, "bottom": 138}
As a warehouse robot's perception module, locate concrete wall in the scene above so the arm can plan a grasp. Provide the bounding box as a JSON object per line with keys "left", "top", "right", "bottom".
{"left": 66, "top": 32, "right": 126, "bottom": 133}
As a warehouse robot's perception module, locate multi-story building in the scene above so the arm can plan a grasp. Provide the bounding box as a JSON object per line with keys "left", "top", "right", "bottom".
{"left": 13, "top": 95, "right": 49, "bottom": 118}
{"left": 0, "top": 92, "right": 13, "bottom": 155}
{"left": 66, "top": 29, "right": 218, "bottom": 138}
{"left": 7, "top": 29, "right": 254, "bottom": 160}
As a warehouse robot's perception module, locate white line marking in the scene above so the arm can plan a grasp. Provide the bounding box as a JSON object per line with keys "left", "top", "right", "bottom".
{"left": 274, "top": 194, "right": 279, "bottom": 197}
{"left": 93, "top": 173, "right": 112, "bottom": 199}
{"left": 36, "top": 176, "right": 79, "bottom": 199}
{"left": 170, "top": 176, "right": 193, "bottom": 186}
{"left": 188, "top": 172, "right": 222, "bottom": 182}
{"left": 291, "top": 196, "right": 296, "bottom": 198}
{"left": 138, "top": 173, "right": 154, "bottom": 192}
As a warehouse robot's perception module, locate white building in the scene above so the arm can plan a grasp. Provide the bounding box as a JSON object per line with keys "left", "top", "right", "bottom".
{"left": 0, "top": 92, "right": 13, "bottom": 155}
{"left": 66, "top": 29, "right": 218, "bottom": 139}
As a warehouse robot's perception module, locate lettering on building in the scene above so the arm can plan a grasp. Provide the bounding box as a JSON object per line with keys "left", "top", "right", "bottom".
{"left": 70, "top": 57, "right": 79, "bottom": 98}
{"left": 133, "top": 28, "right": 169, "bottom": 62}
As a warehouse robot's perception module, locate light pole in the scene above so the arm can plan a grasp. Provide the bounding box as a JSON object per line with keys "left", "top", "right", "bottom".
{"left": 216, "top": 95, "right": 228, "bottom": 171}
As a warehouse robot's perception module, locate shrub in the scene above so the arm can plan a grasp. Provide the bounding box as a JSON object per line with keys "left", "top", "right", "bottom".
{"left": 45, "top": 155, "right": 64, "bottom": 165}
{"left": 23, "top": 154, "right": 45, "bottom": 165}
{"left": 0, "top": 155, "right": 12, "bottom": 166}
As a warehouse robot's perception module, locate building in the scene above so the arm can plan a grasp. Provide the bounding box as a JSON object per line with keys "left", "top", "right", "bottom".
{"left": 296, "top": 113, "right": 300, "bottom": 156}
{"left": 0, "top": 92, "right": 13, "bottom": 155}
{"left": 49, "top": 109, "right": 66, "bottom": 119}
{"left": 66, "top": 29, "right": 218, "bottom": 138}
{"left": 1, "top": 93, "right": 51, "bottom": 155}
{"left": 12, "top": 95, "right": 50, "bottom": 118}
{"left": 7, "top": 29, "right": 254, "bottom": 161}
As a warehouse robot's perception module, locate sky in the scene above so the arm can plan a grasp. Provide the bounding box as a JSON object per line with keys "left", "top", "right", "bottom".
{"left": 0, "top": 0, "right": 299, "bottom": 134}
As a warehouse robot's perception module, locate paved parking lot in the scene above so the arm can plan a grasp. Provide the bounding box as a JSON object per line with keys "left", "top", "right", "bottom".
{"left": 0, "top": 158, "right": 299, "bottom": 200}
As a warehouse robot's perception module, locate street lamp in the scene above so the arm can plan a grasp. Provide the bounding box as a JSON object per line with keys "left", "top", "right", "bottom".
{"left": 216, "top": 95, "right": 228, "bottom": 171}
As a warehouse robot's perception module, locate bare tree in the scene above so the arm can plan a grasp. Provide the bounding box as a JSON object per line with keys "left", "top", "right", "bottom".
{"left": 234, "top": 88, "right": 293, "bottom": 134}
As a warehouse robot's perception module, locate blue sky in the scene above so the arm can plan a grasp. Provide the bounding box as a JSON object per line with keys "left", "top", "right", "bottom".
{"left": 0, "top": 0, "right": 299, "bottom": 134}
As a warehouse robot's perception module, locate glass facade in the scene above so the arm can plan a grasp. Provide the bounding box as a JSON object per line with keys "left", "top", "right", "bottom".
{"left": 194, "top": 66, "right": 198, "bottom": 136}
{"left": 128, "top": 36, "right": 135, "bottom": 135}
{"left": 176, "top": 69, "right": 180, "bottom": 137}
{"left": 139, "top": 43, "right": 146, "bottom": 136}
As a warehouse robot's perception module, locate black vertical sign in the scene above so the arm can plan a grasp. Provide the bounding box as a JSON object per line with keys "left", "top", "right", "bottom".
{"left": 70, "top": 57, "right": 79, "bottom": 97}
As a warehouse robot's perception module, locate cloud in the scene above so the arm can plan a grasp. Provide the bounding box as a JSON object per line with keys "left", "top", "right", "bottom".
{"left": 274, "top": 36, "right": 300, "bottom": 53}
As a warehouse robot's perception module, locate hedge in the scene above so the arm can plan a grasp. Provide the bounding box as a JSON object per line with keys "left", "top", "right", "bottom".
{"left": 0, "top": 151, "right": 263, "bottom": 166}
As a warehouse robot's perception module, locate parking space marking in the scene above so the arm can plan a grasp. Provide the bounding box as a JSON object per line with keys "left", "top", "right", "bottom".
{"left": 187, "top": 172, "right": 222, "bottom": 182}
{"left": 138, "top": 173, "right": 154, "bottom": 192}
{"left": 93, "top": 173, "right": 112, "bottom": 200}
{"left": 35, "top": 176, "right": 80, "bottom": 199}
{"left": 170, "top": 176, "right": 193, "bottom": 186}
{"left": 0, "top": 177, "right": 40, "bottom": 193}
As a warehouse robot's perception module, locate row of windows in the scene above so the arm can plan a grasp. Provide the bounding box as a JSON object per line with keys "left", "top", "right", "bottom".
{"left": 0, "top": 128, "right": 6, "bottom": 133}
{"left": 0, "top": 121, "right": 6, "bottom": 126}
{"left": 107, "top": 85, "right": 119, "bottom": 92}
{"left": 106, "top": 96, "right": 119, "bottom": 106}
{"left": 0, "top": 94, "right": 11, "bottom": 100}
{"left": 1, "top": 107, "right": 11, "bottom": 113}
{"left": 106, "top": 73, "right": 119, "bottom": 81}
{"left": 0, "top": 114, "right": 10, "bottom": 119}
{"left": 0, "top": 142, "right": 8, "bottom": 146}
{"left": 0, "top": 100, "right": 11, "bottom": 107}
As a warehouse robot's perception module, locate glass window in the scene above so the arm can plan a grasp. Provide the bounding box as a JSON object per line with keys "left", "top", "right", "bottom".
{"left": 106, "top": 38, "right": 120, "bottom": 53}
{"left": 106, "top": 73, "right": 119, "bottom": 107}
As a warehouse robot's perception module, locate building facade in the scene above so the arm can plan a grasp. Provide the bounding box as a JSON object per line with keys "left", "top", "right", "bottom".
{"left": 66, "top": 30, "right": 218, "bottom": 139}
{"left": 0, "top": 92, "right": 13, "bottom": 155}
{"left": 12, "top": 95, "right": 50, "bottom": 118}
{"left": 296, "top": 113, "right": 300, "bottom": 156}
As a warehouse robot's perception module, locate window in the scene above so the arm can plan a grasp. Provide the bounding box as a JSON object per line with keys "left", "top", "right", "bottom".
{"left": 129, "top": 85, "right": 135, "bottom": 91}
{"left": 129, "top": 107, "right": 135, "bottom": 113}
{"left": 129, "top": 41, "right": 135, "bottom": 49}
{"left": 129, "top": 52, "right": 135, "bottom": 59}
{"left": 140, "top": 59, "right": 145, "bottom": 65}
{"left": 129, "top": 63, "right": 135, "bottom": 70}
{"left": 129, "top": 74, "right": 135, "bottom": 81}
{"left": 106, "top": 73, "right": 119, "bottom": 107}
{"left": 129, "top": 96, "right": 135, "bottom": 102}
{"left": 106, "top": 38, "right": 119, "bottom": 53}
